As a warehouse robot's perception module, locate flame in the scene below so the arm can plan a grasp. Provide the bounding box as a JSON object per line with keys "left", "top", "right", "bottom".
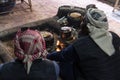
{"left": 56, "top": 40, "right": 60, "bottom": 46}
{"left": 56, "top": 40, "right": 67, "bottom": 52}
{"left": 56, "top": 48, "right": 61, "bottom": 52}
{"left": 56, "top": 40, "right": 61, "bottom": 52}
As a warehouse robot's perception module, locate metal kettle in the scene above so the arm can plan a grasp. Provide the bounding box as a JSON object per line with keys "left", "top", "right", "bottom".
{"left": 60, "top": 26, "right": 72, "bottom": 40}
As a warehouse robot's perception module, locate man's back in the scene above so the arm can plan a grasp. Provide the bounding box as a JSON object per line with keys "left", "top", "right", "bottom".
{"left": 0, "top": 59, "right": 58, "bottom": 80}
{"left": 73, "top": 32, "right": 120, "bottom": 80}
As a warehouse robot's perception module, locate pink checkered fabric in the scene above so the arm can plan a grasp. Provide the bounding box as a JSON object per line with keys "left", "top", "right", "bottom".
{"left": 14, "top": 29, "right": 48, "bottom": 62}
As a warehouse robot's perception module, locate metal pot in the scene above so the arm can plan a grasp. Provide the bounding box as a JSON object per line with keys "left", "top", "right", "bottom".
{"left": 40, "top": 31, "right": 54, "bottom": 52}
{"left": 60, "top": 26, "right": 73, "bottom": 40}
{"left": 67, "top": 12, "right": 83, "bottom": 28}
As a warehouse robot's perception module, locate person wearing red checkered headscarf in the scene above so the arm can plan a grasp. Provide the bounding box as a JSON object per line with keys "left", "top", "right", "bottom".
{"left": 14, "top": 29, "right": 48, "bottom": 74}
{"left": 0, "top": 29, "right": 59, "bottom": 80}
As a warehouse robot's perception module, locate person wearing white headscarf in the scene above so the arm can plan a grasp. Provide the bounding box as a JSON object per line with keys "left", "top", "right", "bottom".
{"left": 47, "top": 8, "right": 120, "bottom": 80}
{"left": 0, "top": 29, "right": 59, "bottom": 80}
{"left": 87, "top": 8, "right": 115, "bottom": 56}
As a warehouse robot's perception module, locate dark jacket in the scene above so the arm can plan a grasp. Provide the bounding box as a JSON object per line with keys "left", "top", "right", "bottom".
{"left": 0, "top": 59, "right": 59, "bottom": 80}
{"left": 47, "top": 32, "right": 120, "bottom": 80}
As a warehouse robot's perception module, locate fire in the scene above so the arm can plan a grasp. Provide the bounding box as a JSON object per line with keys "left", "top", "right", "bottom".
{"left": 56, "top": 40, "right": 66, "bottom": 52}
{"left": 56, "top": 40, "right": 60, "bottom": 46}
{"left": 56, "top": 40, "right": 61, "bottom": 51}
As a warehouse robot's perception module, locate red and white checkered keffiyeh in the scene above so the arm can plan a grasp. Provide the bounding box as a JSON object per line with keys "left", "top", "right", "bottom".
{"left": 14, "top": 29, "right": 48, "bottom": 74}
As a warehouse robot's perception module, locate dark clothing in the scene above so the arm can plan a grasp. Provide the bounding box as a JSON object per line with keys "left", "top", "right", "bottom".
{"left": 0, "top": 59, "right": 59, "bottom": 80}
{"left": 47, "top": 32, "right": 120, "bottom": 80}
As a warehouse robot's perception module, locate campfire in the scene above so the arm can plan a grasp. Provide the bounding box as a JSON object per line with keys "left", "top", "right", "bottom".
{"left": 1, "top": 28, "right": 78, "bottom": 61}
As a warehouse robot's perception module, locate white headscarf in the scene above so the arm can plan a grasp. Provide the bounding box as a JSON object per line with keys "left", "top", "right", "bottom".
{"left": 86, "top": 8, "right": 115, "bottom": 56}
